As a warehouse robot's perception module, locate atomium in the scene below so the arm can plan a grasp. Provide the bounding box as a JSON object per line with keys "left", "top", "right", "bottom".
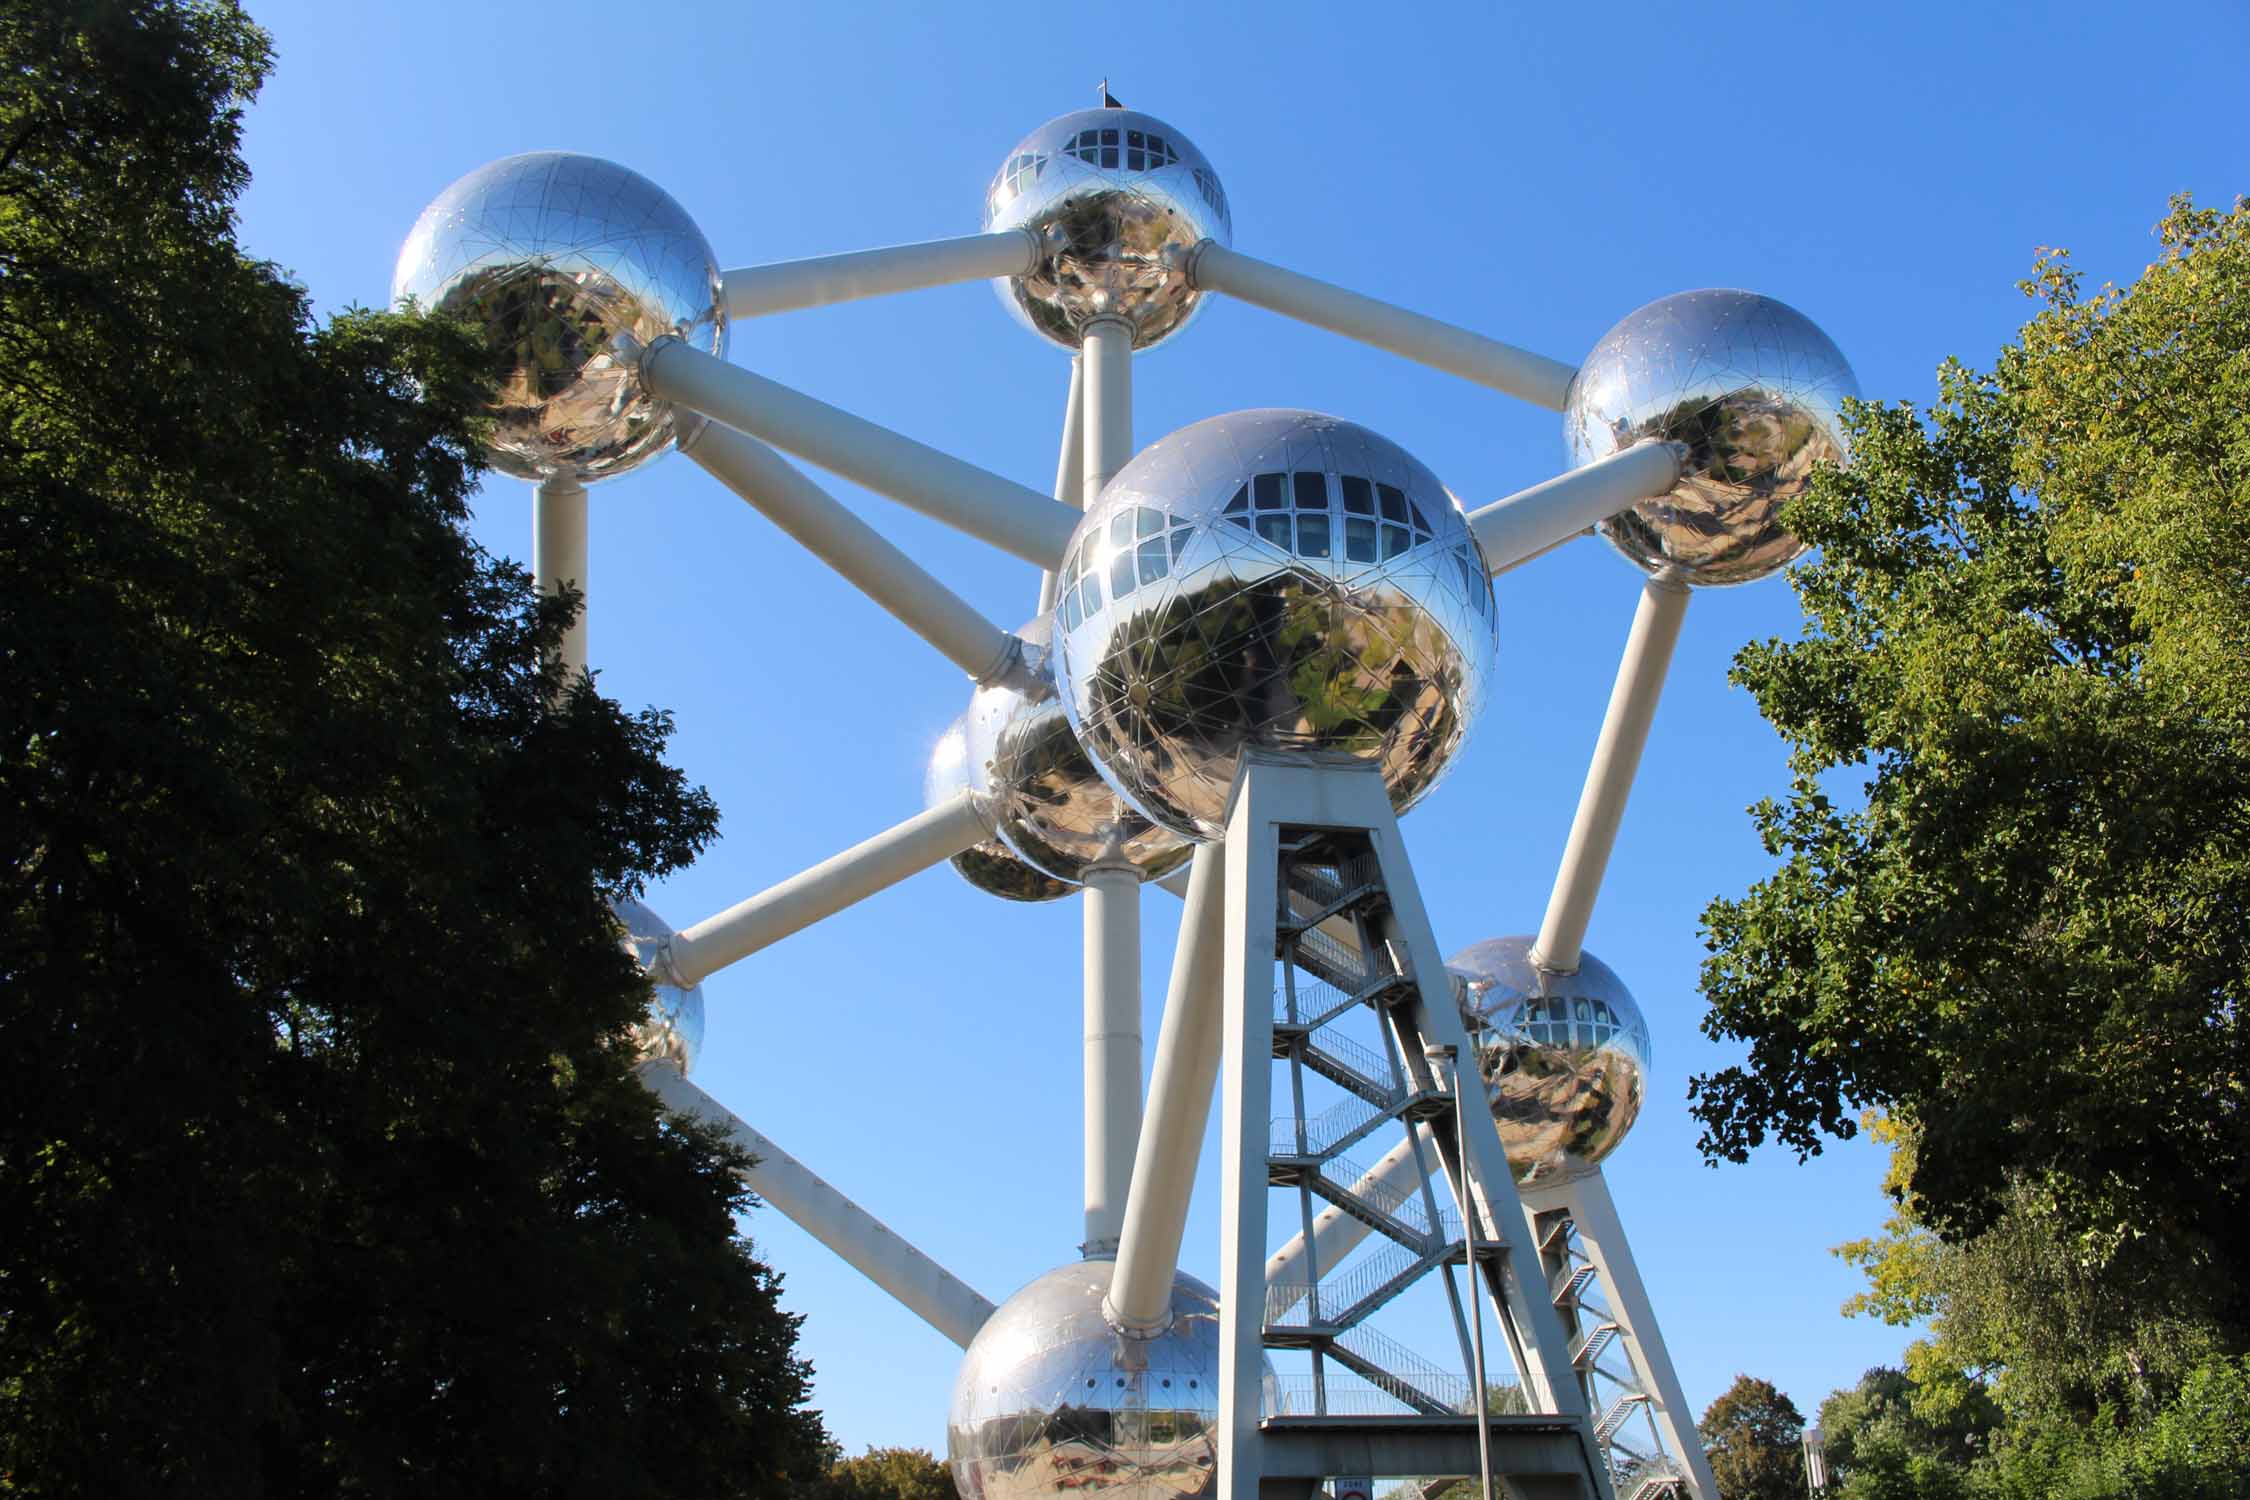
{"left": 948, "top": 1261, "right": 1278, "bottom": 1500}
{"left": 983, "top": 107, "right": 1230, "bottom": 352}
{"left": 928, "top": 716, "right": 1076, "bottom": 902}
{"left": 610, "top": 895, "right": 706, "bottom": 1072}
{"left": 1564, "top": 289, "right": 1857, "bottom": 587}
{"left": 1051, "top": 409, "right": 1497, "bottom": 842}
{"left": 393, "top": 151, "right": 727, "bottom": 483}
{"left": 956, "top": 619, "right": 1192, "bottom": 885}
{"left": 1447, "top": 937, "right": 1650, "bottom": 1183}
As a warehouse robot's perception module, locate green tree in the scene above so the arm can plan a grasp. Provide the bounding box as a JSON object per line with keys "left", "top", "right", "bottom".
{"left": 0, "top": 4, "right": 826, "bottom": 1496}
{"left": 814, "top": 1446, "right": 956, "bottom": 1500}
{"left": 1699, "top": 1375, "right": 1808, "bottom": 1500}
{"left": 1690, "top": 198, "right": 2250, "bottom": 1334}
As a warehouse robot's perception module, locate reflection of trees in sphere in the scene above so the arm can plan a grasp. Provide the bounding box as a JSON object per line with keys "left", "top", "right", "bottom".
{"left": 958, "top": 620, "right": 1191, "bottom": 885}
{"left": 610, "top": 895, "right": 706, "bottom": 1072}
{"left": 392, "top": 152, "right": 726, "bottom": 483}
{"left": 1564, "top": 290, "right": 1856, "bottom": 587}
{"left": 927, "top": 717, "right": 1075, "bottom": 903}
{"left": 948, "top": 1261, "right": 1276, "bottom": 1500}
{"left": 1446, "top": 937, "right": 1650, "bottom": 1183}
{"left": 983, "top": 108, "right": 1230, "bottom": 351}
{"left": 1051, "top": 410, "right": 1497, "bottom": 842}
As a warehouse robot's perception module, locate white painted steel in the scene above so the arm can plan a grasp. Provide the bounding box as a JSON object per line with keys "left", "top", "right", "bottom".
{"left": 1526, "top": 1170, "right": 1721, "bottom": 1500}
{"left": 636, "top": 337, "right": 1079, "bottom": 568}
{"left": 721, "top": 230, "right": 1038, "bottom": 320}
{"left": 668, "top": 793, "right": 989, "bottom": 987}
{"left": 1530, "top": 578, "right": 1690, "bottom": 975}
{"left": 1080, "top": 316, "right": 1133, "bottom": 508}
{"left": 682, "top": 421, "right": 1020, "bottom": 685}
{"left": 639, "top": 1063, "right": 996, "bottom": 1350}
{"left": 1035, "top": 356, "right": 1086, "bottom": 616}
{"left": 1106, "top": 843, "right": 1225, "bottom": 1331}
{"left": 1189, "top": 242, "right": 1579, "bottom": 411}
{"left": 1080, "top": 865, "right": 1143, "bottom": 1257}
{"left": 1467, "top": 442, "right": 1684, "bottom": 575}
{"left": 533, "top": 476, "right": 589, "bottom": 683}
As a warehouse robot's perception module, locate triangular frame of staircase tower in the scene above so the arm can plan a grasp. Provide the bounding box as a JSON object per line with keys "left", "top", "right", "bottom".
{"left": 1213, "top": 753, "right": 1612, "bottom": 1500}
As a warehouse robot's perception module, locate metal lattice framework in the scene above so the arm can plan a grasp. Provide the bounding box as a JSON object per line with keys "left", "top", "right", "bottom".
{"left": 393, "top": 89, "right": 1859, "bottom": 1500}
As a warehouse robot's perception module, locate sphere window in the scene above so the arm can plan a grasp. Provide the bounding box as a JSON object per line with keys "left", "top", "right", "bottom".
{"left": 1256, "top": 513, "right": 1292, "bottom": 548}
{"left": 1345, "top": 517, "right": 1379, "bottom": 562}
{"left": 1136, "top": 505, "right": 1165, "bottom": 538}
{"left": 1078, "top": 571, "right": 1101, "bottom": 618}
{"left": 1192, "top": 167, "right": 1230, "bottom": 225}
{"left": 1109, "top": 510, "right": 1135, "bottom": 548}
{"left": 1378, "top": 484, "right": 1409, "bottom": 523}
{"left": 1109, "top": 548, "right": 1137, "bottom": 601}
{"left": 1340, "top": 476, "right": 1375, "bottom": 515}
{"left": 1137, "top": 537, "right": 1170, "bottom": 585}
{"left": 1298, "top": 512, "right": 1331, "bottom": 558}
{"left": 1382, "top": 524, "right": 1412, "bottom": 559}
{"left": 1253, "top": 473, "right": 1287, "bottom": 509}
{"left": 1293, "top": 472, "right": 1328, "bottom": 509}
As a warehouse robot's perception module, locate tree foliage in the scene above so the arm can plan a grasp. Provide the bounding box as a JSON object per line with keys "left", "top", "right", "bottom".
{"left": 1691, "top": 198, "right": 2250, "bottom": 1330}
{"left": 1699, "top": 1375, "right": 1807, "bottom": 1500}
{"left": 812, "top": 1447, "right": 957, "bottom": 1500}
{"left": 0, "top": 3, "right": 826, "bottom": 1494}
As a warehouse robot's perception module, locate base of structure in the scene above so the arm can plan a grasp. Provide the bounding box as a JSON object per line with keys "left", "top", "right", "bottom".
{"left": 1258, "top": 1415, "right": 1606, "bottom": 1500}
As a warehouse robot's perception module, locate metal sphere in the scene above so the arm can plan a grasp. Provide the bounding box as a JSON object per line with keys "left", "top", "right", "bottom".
{"left": 960, "top": 621, "right": 1192, "bottom": 885}
{"left": 393, "top": 152, "right": 727, "bottom": 484}
{"left": 983, "top": 108, "right": 1230, "bottom": 352}
{"left": 927, "top": 716, "right": 1075, "bottom": 903}
{"left": 1052, "top": 410, "right": 1498, "bottom": 842}
{"left": 948, "top": 1261, "right": 1276, "bottom": 1500}
{"left": 610, "top": 895, "right": 706, "bottom": 1073}
{"left": 1446, "top": 937, "right": 1651, "bottom": 1184}
{"left": 1564, "top": 289, "right": 1857, "bottom": 587}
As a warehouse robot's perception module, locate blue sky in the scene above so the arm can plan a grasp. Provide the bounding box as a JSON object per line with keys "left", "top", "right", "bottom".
{"left": 237, "top": 0, "right": 2246, "bottom": 1458}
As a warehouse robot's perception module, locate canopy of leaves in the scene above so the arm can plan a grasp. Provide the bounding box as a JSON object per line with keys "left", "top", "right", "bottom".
{"left": 0, "top": 3, "right": 826, "bottom": 1495}
{"left": 812, "top": 1447, "right": 957, "bottom": 1500}
{"left": 1691, "top": 199, "right": 2250, "bottom": 1327}
{"left": 1699, "top": 1374, "right": 1808, "bottom": 1500}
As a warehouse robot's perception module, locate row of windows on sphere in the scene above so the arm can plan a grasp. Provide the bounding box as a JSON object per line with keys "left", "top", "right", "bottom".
{"left": 1053, "top": 475, "right": 1494, "bottom": 636}
{"left": 987, "top": 138, "right": 1229, "bottom": 225}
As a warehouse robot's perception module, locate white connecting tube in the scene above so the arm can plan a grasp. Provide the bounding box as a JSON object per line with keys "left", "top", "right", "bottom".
{"left": 1529, "top": 575, "right": 1691, "bottom": 975}
{"left": 635, "top": 337, "right": 1079, "bottom": 569}
{"left": 1262, "top": 1129, "right": 1432, "bottom": 1313}
{"left": 640, "top": 1063, "right": 996, "bottom": 1349}
{"left": 664, "top": 793, "right": 989, "bottom": 988}
{"left": 1188, "top": 242, "right": 1580, "bottom": 411}
{"left": 1106, "top": 845, "right": 1226, "bottom": 1331}
{"left": 1466, "top": 440, "right": 1684, "bottom": 575}
{"left": 1035, "top": 357, "right": 1086, "bottom": 616}
{"left": 721, "top": 229, "right": 1039, "bottom": 321}
{"left": 533, "top": 476, "right": 589, "bottom": 684}
{"left": 1081, "top": 866, "right": 1143, "bottom": 1257}
{"left": 683, "top": 421, "right": 1026, "bottom": 688}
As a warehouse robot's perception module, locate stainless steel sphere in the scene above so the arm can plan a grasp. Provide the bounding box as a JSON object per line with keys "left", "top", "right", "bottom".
{"left": 610, "top": 895, "right": 706, "bottom": 1072}
{"left": 1446, "top": 937, "right": 1650, "bottom": 1184}
{"left": 949, "top": 1261, "right": 1277, "bottom": 1500}
{"left": 959, "top": 620, "right": 1192, "bottom": 885}
{"left": 983, "top": 108, "right": 1230, "bottom": 351}
{"left": 393, "top": 152, "right": 727, "bottom": 483}
{"left": 927, "top": 716, "right": 1075, "bottom": 903}
{"left": 1052, "top": 410, "right": 1498, "bottom": 842}
{"left": 1564, "top": 289, "right": 1857, "bottom": 587}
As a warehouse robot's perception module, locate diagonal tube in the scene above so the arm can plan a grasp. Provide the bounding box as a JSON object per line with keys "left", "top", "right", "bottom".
{"left": 1188, "top": 242, "right": 1580, "bottom": 411}
{"left": 1262, "top": 1128, "right": 1432, "bottom": 1312}
{"left": 1036, "top": 356, "right": 1085, "bottom": 616}
{"left": 636, "top": 337, "right": 1080, "bottom": 569}
{"left": 665, "top": 793, "right": 989, "bottom": 988}
{"left": 1529, "top": 575, "right": 1691, "bottom": 975}
{"left": 1106, "top": 843, "right": 1226, "bottom": 1331}
{"left": 722, "top": 230, "right": 1039, "bottom": 321}
{"left": 640, "top": 1063, "right": 996, "bottom": 1349}
{"left": 682, "top": 420, "right": 1023, "bottom": 686}
{"left": 1466, "top": 441, "right": 1684, "bottom": 575}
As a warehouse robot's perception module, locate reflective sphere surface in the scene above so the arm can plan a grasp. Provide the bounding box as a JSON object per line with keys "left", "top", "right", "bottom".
{"left": 983, "top": 108, "right": 1230, "bottom": 351}
{"left": 949, "top": 1261, "right": 1276, "bottom": 1500}
{"left": 1565, "top": 290, "right": 1856, "bottom": 587}
{"left": 961, "top": 621, "right": 1192, "bottom": 885}
{"left": 1447, "top": 937, "right": 1650, "bottom": 1183}
{"left": 927, "top": 716, "right": 1075, "bottom": 903}
{"left": 393, "top": 152, "right": 726, "bottom": 483}
{"left": 611, "top": 895, "right": 705, "bottom": 1072}
{"left": 1052, "top": 410, "right": 1497, "bottom": 842}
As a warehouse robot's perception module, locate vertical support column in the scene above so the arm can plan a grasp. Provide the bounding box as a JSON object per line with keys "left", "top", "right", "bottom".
{"left": 1531, "top": 575, "right": 1690, "bottom": 975}
{"left": 1080, "top": 316, "right": 1133, "bottom": 508}
{"left": 1540, "top": 1170, "right": 1721, "bottom": 1500}
{"left": 1036, "top": 355, "right": 1086, "bottom": 617}
{"left": 534, "top": 476, "right": 589, "bottom": 686}
{"left": 1081, "top": 865, "right": 1142, "bottom": 1257}
{"left": 1216, "top": 775, "right": 1282, "bottom": 1500}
